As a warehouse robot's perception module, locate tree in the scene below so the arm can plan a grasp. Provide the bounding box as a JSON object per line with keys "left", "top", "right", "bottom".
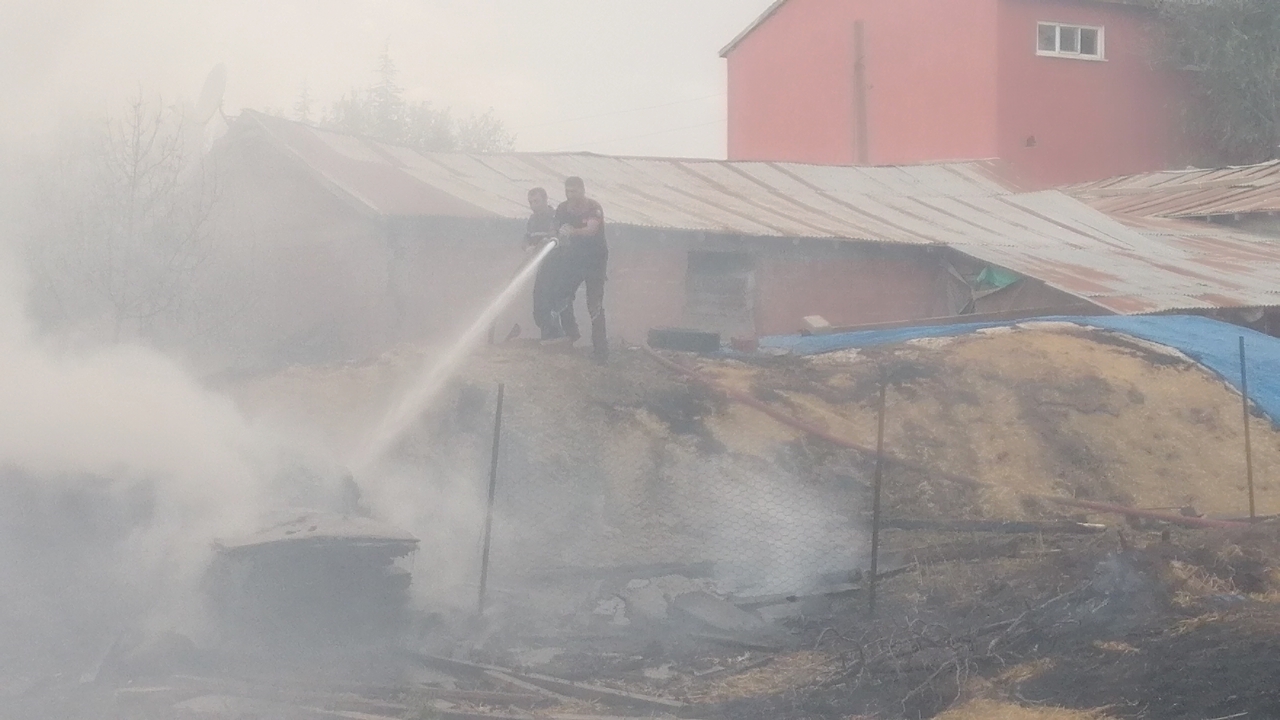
{"left": 292, "top": 81, "right": 315, "bottom": 124}
{"left": 318, "top": 48, "right": 515, "bottom": 153}
{"left": 456, "top": 109, "right": 516, "bottom": 154}
{"left": 1158, "top": 0, "right": 1280, "bottom": 164}
{"left": 26, "top": 93, "right": 221, "bottom": 343}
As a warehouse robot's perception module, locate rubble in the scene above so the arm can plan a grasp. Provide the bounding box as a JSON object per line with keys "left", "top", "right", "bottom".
{"left": 590, "top": 597, "right": 630, "bottom": 626}
{"left": 670, "top": 592, "right": 770, "bottom": 636}
{"left": 206, "top": 510, "right": 419, "bottom": 653}
{"left": 618, "top": 581, "right": 669, "bottom": 621}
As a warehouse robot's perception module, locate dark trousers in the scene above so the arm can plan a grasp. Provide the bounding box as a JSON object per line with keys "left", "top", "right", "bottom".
{"left": 560, "top": 248, "right": 608, "bottom": 360}
{"left": 532, "top": 247, "right": 575, "bottom": 340}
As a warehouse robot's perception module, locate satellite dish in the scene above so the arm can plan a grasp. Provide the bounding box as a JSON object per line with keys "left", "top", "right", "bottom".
{"left": 193, "top": 63, "right": 227, "bottom": 125}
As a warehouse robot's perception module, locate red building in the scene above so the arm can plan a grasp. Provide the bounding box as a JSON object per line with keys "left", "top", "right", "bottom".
{"left": 722, "top": 0, "right": 1196, "bottom": 187}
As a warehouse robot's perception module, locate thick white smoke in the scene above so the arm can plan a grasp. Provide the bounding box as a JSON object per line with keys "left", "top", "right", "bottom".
{"left": 0, "top": 237, "right": 298, "bottom": 674}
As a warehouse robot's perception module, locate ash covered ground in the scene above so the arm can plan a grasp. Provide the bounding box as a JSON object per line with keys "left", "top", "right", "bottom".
{"left": 10, "top": 325, "right": 1280, "bottom": 719}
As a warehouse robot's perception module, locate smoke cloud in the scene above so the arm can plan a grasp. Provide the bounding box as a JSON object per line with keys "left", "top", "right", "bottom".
{"left": 0, "top": 220, "right": 319, "bottom": 674}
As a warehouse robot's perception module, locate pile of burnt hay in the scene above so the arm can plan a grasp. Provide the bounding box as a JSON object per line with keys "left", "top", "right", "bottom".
{"left": 697, "top": 325, "right": 1280, "bottom": 521}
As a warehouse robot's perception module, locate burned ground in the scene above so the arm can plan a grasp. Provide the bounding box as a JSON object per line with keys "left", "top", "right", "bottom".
{"left": 17, "top": 325, "right": 1280, "bottom": 719}
{"left": 693, "top": 528, "right": 1280, "bottom": 720}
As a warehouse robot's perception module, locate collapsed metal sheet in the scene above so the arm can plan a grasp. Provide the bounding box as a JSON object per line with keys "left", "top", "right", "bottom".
{"left": 1069, "top": 160, "right": 1280, "bottom": 219}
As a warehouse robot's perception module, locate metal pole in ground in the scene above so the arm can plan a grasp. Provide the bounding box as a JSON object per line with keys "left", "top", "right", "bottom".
{"left": 478, "top": 382, "right": 505, "bottom": 615}
{"left": 869, "top": 368, "right": 888, "bottom": 616}
{"left": 1241, "top": 337, "right": 1256, "bottom": 521}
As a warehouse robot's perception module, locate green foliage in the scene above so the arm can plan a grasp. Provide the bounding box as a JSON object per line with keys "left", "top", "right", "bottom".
{"left": 1159, "top": 0, "right": 1280, "bottom": 164}
{"left": 312, "top": 48, "right": 515, "bottom": 153}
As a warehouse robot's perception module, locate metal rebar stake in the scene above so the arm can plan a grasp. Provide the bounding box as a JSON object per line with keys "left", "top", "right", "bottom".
{"left": 478, "top": 382, "right": 505, "bottom": 615}
{"left": 869, "top": 369, "right": 887, "bottom": 616}
{"left": 1241, "top": 337, "right": 1256, "bottom": 521}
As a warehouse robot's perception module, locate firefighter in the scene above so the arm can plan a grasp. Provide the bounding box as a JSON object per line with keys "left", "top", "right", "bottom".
{"left": 554, "top": 176, "right": 609, "bottom": 364}
{"left": 524, "top": 187, "right": 574, "bottom": 342}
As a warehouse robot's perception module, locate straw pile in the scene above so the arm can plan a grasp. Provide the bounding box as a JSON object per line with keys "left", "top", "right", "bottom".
{"left": 698, "top": 325, "right": 1280, "bottom": 519}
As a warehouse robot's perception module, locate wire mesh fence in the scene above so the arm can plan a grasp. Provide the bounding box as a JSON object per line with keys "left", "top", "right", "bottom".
{"left": 412, "top": 372, "right": 875, "bottom": 602}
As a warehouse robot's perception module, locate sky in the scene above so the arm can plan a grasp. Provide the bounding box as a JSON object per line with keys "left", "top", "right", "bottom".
{"left": 2, "top": 0, "right": 777, "bottom": 158}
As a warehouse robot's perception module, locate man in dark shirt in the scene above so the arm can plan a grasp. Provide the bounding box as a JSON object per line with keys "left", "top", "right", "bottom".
{"left": 524, "top": 187, "right": 574, "bottom": 341}
{"left": 554, "top": 176, "right": 609, "bottom": 364}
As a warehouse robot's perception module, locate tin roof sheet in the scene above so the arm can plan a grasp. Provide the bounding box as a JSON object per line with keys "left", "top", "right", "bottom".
{"left": 1068, "top": 161, "right": 1280, "bottom": 219}
{"left": 234, "top": 111, "right": 1280, "bottom": 314}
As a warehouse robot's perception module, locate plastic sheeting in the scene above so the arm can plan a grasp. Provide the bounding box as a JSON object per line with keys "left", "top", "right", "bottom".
{"left": 759, "top": 315, "right": 1280, "bottom": 422}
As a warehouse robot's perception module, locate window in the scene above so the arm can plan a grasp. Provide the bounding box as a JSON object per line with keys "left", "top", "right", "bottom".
{"left": 685, "top": 251, "right": 754, "bottom": 337}
{"left": 1037, "top": 22, "right": 1104, "bottom": 60}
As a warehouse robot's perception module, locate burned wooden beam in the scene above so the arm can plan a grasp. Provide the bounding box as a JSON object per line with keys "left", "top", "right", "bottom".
{"left": 415, "top": 655, "right": 687, "bottom": 714}
{"left": 886, "top": 519, "right": 1107, "bottom": 534}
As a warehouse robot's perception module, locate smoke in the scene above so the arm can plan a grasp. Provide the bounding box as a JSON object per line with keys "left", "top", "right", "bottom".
{"left": 0, "top": 217, "right": 317, "bottom": 673}
{"left": 360, "top": 458, "right": 489, "bottom": 611}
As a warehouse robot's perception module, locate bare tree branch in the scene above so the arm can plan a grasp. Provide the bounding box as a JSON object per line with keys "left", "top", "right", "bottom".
{"left": 25, "top": 93, "right": 222, "bottom": 344}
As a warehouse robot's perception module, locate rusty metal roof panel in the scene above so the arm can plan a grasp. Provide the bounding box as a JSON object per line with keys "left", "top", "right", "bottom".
{"left": 1068, "top": 161, "right": 1280, "bottom": 219}
{"left": 963, "top": 198, "right": 1280, "bottom": 313}
{"left": 966, "top": 197, "right": 1264, "bottom": 306}
{"left": 233, "top": 112, "right": 1280, "bottom": 313}
{"left": 243, "top": 114, "right": 492, "bottom": 218}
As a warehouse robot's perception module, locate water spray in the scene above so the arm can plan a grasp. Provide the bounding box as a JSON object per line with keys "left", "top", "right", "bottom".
{"left": 349, "top": 240, "right": 558, "bottom": 473}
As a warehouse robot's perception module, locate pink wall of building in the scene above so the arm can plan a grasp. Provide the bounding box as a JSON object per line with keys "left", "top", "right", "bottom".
{"left": 857, "top": 0, "right": 1001, "bottom": 167}
{"left": 753, "top": 245, "right": 959, "bottom": 335}
{"left": 997, "top": 0, "right": 1193, "bottom": 186}
{"left": 725, "top": 0, "right": 1197, "bottom": 186}
{"left": 726, "top": 0, "right": 1000, "bottom": 166}
{"left": 726, "top": 0, "right": 860, "bottom": 164}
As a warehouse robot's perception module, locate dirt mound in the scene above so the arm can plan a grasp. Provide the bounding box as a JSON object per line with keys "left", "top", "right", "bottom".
{"left": 226, "top": 341, "right": 862, "bottom": 599}
{"left": 696, "top": 325, "right": 1280, "bottom": 520}
{"left": 223, "top": 325, "right": 1280, "bottom": 601}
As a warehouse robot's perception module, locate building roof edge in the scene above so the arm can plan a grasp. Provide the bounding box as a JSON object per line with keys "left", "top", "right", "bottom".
{"left": 719, "top": 0, "right": 794, "bottom": 58}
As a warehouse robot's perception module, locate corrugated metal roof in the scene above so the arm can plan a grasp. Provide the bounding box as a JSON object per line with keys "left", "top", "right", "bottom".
{"left": 233, "top": 111, "right": 1280, "bottom": 314}
{"left": 1068, "top": 161, "right": 1280, "bottom": 219}
{"left": 949, "top": 198, "right": 1280, "bottom": 314}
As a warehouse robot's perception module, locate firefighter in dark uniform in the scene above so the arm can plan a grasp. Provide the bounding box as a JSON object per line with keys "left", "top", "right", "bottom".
{"left": 554, "top": 176, "right": 609, "bottom": 364}
{"left": 524, "top": 187, "right": 574, "bottom": 341}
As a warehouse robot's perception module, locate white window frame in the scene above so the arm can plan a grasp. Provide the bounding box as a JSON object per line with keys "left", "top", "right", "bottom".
{"left": 1037, "top": 22, "right": 1105, "bottom": 61}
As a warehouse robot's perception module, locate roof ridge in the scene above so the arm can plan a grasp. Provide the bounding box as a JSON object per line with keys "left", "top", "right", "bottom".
{"left": 720, "top": 0, "right": 793, "bottom": 57}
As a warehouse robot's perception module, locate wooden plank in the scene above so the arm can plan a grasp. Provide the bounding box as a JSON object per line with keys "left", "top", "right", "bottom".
{"left": 413, "top": 653, "right": 510, "bottom": 676}
{"left": 418, "top": 687, "right": 547, "bottom": 706}
{"left": 484, "top": 670, "right": 574, "bottom": 703}
{"left": 502, "top": 670, "right": 685, "bottom": 712}
{"left": 691, "top": 633, "right": 784, "bottom": 653}
{"left": 315, "top": 706, "right": 541, "bottom": 720}
{"left": 886, "top": 519, "right": 1107, "bottom": 534}
{"left": 415, "top": 655, "right": 686, "bottom": 713}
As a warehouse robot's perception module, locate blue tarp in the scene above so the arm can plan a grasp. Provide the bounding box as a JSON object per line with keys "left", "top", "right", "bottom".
{"left": 759, "top": 315, "right": 1280, "bottom": 422}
